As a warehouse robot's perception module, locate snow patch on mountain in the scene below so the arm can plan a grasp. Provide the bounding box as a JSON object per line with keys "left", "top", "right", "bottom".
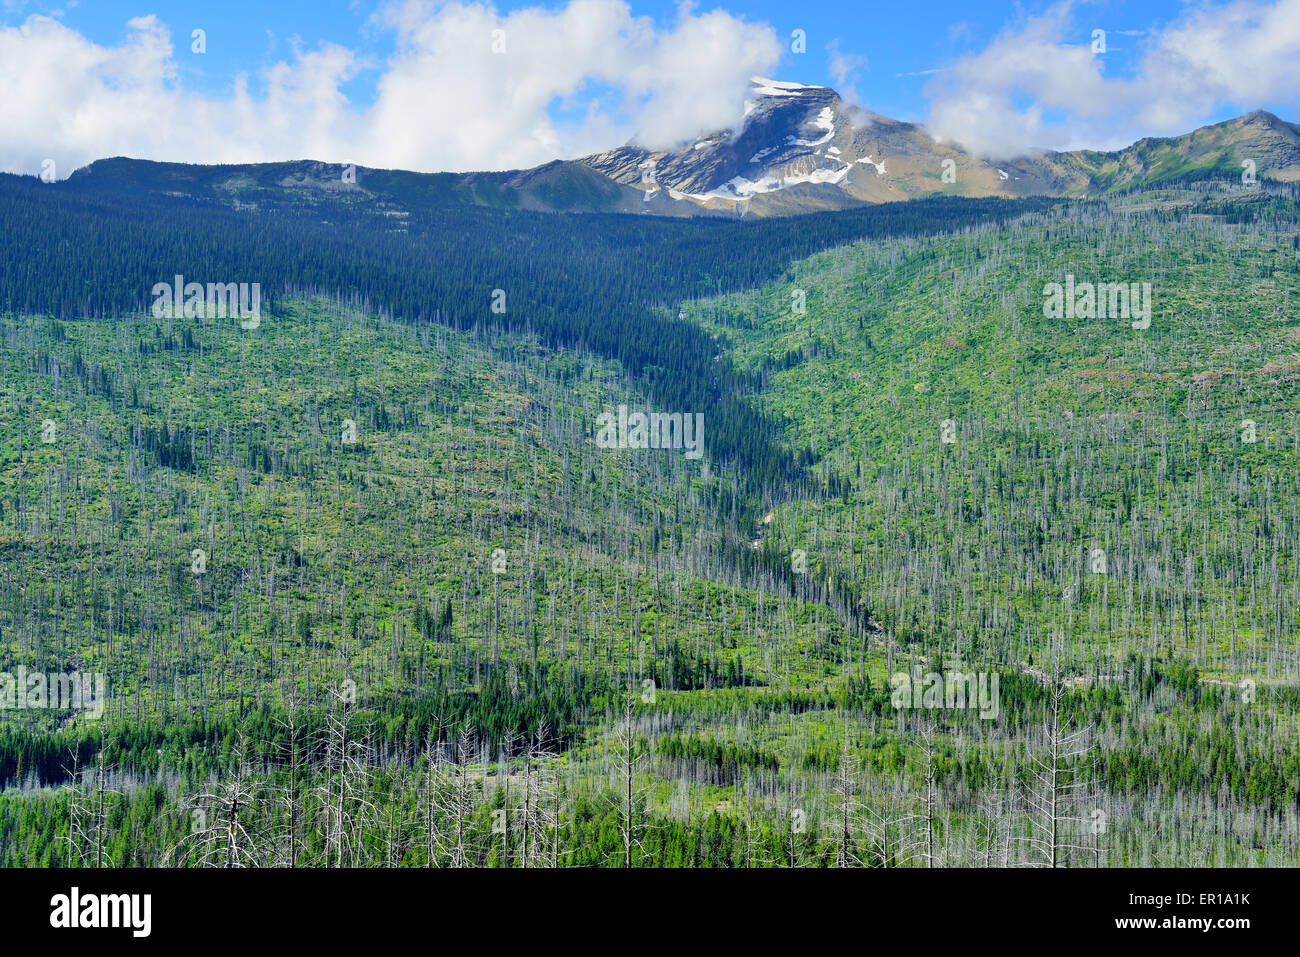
{"left": 672, "top": 161, "right": 855, "bottom": 203}
{"left": 792, "top": 107, "right": 836, "bottom": 147}
{"left": 750, "top": 77, "right": 823, "bottom": 97}
{"left": 857, "top": 155, "right": 887, "bottom": 176}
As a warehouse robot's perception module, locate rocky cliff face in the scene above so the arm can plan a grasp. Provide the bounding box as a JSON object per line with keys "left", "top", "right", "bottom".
{"left": 578, "top": 78, "right": 1009, "bottom": 215}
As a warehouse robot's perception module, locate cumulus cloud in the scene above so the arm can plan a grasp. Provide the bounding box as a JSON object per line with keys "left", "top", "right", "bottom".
{"left": 0, "top": 0, "right": 781, "bottom": 177}
{"left": 924, "top": 0, "right": 1300, "bottom": 159}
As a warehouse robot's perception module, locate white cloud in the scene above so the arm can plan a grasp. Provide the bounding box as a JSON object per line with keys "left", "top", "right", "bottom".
{"left": 0, "top": 0, "right": 781, "bottom": 177}
{"left": 924, "top": 0, "right": 1300, "bottom": 159}
{"left": 826, "top": 38, "right": 866, "bottom": 106}
{"left": 0, "top": 14, "right": 362, "bottom": 176}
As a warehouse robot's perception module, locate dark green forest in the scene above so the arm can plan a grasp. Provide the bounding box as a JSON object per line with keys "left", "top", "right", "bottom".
{"left": 0, "top": 166, "right": 1052, "bottom": 497}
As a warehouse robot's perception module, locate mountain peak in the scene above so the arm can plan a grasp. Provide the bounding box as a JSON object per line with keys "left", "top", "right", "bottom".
{"left": 1238, "top": 108, "right": 1284, "bottom": 126}
{"left": 1230, "top": 109, "right": 1300, "bottom": 141}
{"left": 749, "top": 77, "right": 833, "bottom": 98}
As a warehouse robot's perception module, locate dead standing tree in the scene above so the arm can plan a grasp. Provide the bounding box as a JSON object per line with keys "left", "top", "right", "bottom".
{"left": 607, "top": 686, "right": 651, "bottom": 868}
{"left": 887, "top": 719, "right": 941, "bottom": 868}
{"left": 493, "top": 728, "right": 520, "bottom": 867}
{"left": 421, "top": 728, "right": 447, "bottom": 867}
{"left": 59, "top": 746, "right": 119, "bottom": 868}
{"left": 270, "top": 686, "right": 306, "bottom": 867}
{"left": 429, "top": 724, "right": 482, "bottom": 867}
{"left": 823, "top": 717, "right": 867, "bottom": 867}
{"left": 519, "top": 721, "right": 559, "bottom": 868}
{"left": 737, "top": 777, "right": 773, "bottom": 869}
{"left": 1025, "top": 682, "right": 1094, "bottom": 868}
{"left": 864, "top": 779, "right": 912, "bottom": 867}
{"left": 166, "top": 737, "right": 265, "bottom": 868}
{"left": 314, "top": 687, "right": 379, "bottom": 867}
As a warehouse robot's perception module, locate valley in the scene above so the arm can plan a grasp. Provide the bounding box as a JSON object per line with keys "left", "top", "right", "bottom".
{"left": 0, "top": 167, "right": 1294, "bottom": 868}
{"left": 0, "top": 103, "right": 1297, "bottom": 869}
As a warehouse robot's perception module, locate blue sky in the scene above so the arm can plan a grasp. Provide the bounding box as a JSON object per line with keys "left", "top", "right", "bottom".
{"left": 2, "top": 0, "right": 1298, "bottom": 174}
{"left": 4, "top": 0, "right": 1162, "bottom": 120}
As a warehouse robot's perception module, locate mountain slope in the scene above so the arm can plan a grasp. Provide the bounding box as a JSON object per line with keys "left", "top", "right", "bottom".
{"left": 688, "top": 180, "right": 1300, "bottom": 681}
{"left": 579, "top": 78, "right": 1010, "bottom": 215}
{"left": 573, "top": 79, "right": 1300, "bottom": 214}
{"left": 54, "top": 87, "right": 1300, "bottom": 219}
{"left": 1005, "top": 109, "right": 1300, "bottom": 196}
{"left": 3, "top": 177, "right": 1299, "bottom": 868}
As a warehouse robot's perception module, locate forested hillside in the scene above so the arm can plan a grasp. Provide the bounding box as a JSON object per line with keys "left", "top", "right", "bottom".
{"left": 0, "top": 169, "right": 1297, "bottom": 867}
{"left": 687, "top": 174, "right": 1300, "bottom": 862}
{"left": 0, "top": 166, "right": 1050, "bottom": 500}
